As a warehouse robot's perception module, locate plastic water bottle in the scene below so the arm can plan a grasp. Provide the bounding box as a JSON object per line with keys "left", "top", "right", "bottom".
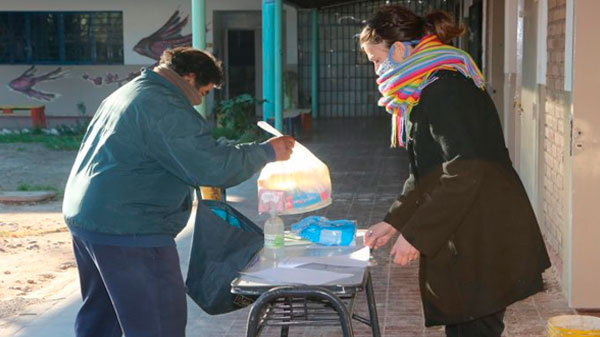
{"left": 264, "top": 211, "right": 284, "bottom": 264}
{"left": 264, "top": 212, "right": 284, "bottom": 250}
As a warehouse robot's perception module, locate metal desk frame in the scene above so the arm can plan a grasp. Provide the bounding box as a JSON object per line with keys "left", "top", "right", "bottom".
{"left": 231, "top": 244, "right": 381, "bottom": 337}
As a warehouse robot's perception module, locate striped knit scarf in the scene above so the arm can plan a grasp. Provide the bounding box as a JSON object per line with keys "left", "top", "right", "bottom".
{"left": 376, "top": 34, "right": 485, "bottom": 148}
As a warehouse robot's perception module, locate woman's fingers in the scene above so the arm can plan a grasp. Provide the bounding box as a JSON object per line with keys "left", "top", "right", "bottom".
{"left": 365, "top": 222, "right": 397, "bottom": 249}
{"left": 390, "top": 234, "right": 420, "bottom": 266}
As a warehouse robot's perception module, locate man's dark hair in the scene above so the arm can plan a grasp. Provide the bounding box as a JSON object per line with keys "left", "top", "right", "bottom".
{"left": 160, "top": 47, "right": 224, "bottom": 88}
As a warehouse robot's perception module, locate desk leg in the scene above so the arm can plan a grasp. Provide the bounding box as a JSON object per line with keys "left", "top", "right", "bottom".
{"left": 365, "top": 271, "right": 381, "bottom": 337}
{"left": 280, "top": 296, "right": 290, "bottom": 337}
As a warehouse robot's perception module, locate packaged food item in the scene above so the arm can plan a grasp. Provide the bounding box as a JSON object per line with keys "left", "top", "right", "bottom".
{"left": 257, "top": 121, "right": 332, "bottom": 215}
{"left": 291, "top": 216, "right": 356, "bottom": 246}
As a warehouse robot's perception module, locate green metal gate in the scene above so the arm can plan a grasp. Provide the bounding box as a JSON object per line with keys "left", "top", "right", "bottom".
{"left": 297, "top": 0, "right": 457, "bottom": 118}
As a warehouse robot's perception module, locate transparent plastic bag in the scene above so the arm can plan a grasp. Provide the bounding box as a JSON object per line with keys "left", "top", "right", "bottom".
{"left": 257, "top": 121, "right": 332, "bottom": 215}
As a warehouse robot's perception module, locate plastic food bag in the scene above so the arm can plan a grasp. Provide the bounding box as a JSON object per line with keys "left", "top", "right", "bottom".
{"left": 257, "top": 121, "right": 332, "bottom": 215}
{"left": 291, "top": 216, "right": 356, "bottom": 246}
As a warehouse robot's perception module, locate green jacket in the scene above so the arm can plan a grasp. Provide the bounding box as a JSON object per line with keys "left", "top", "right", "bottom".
{"left": 63, "top": 68, "right": 269, "bottom": 237}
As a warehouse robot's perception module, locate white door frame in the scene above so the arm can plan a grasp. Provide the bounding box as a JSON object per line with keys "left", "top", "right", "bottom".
{"left": 503, "top": 0, "right": 522, "bottom": 166}
{"left": 570, "top": 0, "right": 600, "bottom": 309}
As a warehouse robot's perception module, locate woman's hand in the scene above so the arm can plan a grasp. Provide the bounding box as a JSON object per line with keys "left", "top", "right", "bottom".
{"left": 365, "top": 221, "right": 398, "bottom": 249}
{"left": 390, "top": 234, "right": 420, "bottom": 266}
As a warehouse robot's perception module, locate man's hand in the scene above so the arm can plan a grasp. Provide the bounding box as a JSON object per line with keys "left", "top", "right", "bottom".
{"left": 390, "top": 234, "right": 420, "bottom": 266}
{"left": 267, "top": 136, "right": 295, "bottom": 161}
{"left": 364, "top": 221, "right": 398, "bottom": 249}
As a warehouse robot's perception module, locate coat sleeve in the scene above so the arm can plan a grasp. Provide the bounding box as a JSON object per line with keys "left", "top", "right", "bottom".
{"left": 383, "top": 173, "right": 420, "bottom": 231}
{"left": 399, "top": 78, "right": 486, "bottom": 257}
{"left": 144, "top": 104, "right": 270, "bottom": 188}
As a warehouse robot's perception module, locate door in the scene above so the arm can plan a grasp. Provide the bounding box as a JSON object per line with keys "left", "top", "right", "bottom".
{"left": 213, "top": 11, "right": 262, "bottom": 105}
{"left": 514, "top": 0, "right": 541, "bottom": 214}
{"left": 467, "top": 1, "right": 483, "bottom": 69}
{"left": 485, "top": 0, "right": 505, "bottom": 125}
{"left": 226, "top": 29, "right": 256, "bottom": 98}
{"left": 571, "top": 0, "right": 600, "bottom": 308}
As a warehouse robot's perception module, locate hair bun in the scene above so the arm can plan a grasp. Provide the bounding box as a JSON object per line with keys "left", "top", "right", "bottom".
{"left": 424, "top": 10, "right": 465, "bottom": 43}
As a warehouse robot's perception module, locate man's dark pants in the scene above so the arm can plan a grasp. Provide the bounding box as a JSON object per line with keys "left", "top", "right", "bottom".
{"left": 72, "top": 235, "right": 187, "bottom": 337}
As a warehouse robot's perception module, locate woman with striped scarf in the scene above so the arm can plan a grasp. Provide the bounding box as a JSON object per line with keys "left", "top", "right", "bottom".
{"left": 361, "top": 5, "right": 550, "bottom": 337}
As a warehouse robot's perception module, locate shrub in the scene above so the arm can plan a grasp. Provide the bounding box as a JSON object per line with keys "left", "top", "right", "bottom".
{"left": 211, "top": 94, "right": 266, "bottom": 143}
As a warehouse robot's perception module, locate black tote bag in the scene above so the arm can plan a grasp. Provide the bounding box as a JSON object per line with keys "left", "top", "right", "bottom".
{"left": 185, "top": 195, "right": 263, "bottom": 315}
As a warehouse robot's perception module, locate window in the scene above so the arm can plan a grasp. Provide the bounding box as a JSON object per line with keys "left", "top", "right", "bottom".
{"left": 0, "top": 11, "right": 123, "bottom": 64}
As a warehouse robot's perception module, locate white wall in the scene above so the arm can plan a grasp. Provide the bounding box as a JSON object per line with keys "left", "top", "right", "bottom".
{"left": 0, "top": 0, "right": 297, "bottom": 65}
{"left": 0, "top": 0, "right": 192, "bottom": 65}
{"left": 0, "top": 0, "right": 299, "bottom": 117}
{"left": 0, "top": 64, "right": 141, "bottom": 117}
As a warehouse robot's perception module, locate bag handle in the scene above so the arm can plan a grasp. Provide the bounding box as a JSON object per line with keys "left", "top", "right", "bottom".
{"left": 257, "top": 121, "right": 284, "bottom": 137}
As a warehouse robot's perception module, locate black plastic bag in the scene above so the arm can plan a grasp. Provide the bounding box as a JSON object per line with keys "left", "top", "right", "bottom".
{"left": 185, "top": 196, "right": 263, "bottom": 315}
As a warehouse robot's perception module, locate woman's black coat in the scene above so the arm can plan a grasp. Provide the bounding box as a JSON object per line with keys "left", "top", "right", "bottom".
{"left": 383, "top": 70, "right": 551, "bottom": 326}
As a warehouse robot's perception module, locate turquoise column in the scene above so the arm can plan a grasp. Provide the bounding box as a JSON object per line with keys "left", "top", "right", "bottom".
{"left": 192, "top": 0, "right": 207, "bottom": 117}
{"left": 262, "top": 0, "right": 274, "bottom": 122}
{"left": 311, "top": 9, "right": 318, "bottom": 119}
{"left": 273, "top": 0, "right": 283, "bottom": 132}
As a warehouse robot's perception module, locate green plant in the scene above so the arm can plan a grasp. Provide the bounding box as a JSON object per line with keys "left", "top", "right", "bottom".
{"left": 283, "top": 70, "right": 298, "bottom": 109}
{"left": 73, "top": 101, "right": 91, "bottom": 133}
{"left": 212, "top": 94, "right": 265, "bottom": 142}
{"left": 76, "top": 101, "right": 87, "bottom": 116}
{"left": 0, "top": 133, "right": 83, "bottom": 150}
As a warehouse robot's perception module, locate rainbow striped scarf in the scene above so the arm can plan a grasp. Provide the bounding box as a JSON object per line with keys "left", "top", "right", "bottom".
{"left": 376, "top": 34, "right": 485, "bottom": 148}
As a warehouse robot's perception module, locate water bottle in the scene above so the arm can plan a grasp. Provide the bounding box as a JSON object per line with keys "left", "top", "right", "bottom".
{"left": 264, "top": 212, "right": 284, "bottom": 250}
{"left": 264, "top": 211, "right": 284, "bottom": 263}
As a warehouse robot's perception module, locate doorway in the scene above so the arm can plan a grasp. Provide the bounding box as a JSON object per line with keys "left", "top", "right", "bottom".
{"left": 213, "top": 11, "right": 262, "bottom": 107}
{"left": 226, "top": 29, "right": 256, "bottom": 98}
{"left": 515, "top": 0, "right": 545, "bottom": 216}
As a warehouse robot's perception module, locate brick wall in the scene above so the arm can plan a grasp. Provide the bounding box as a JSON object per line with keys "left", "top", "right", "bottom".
{"left": 542, "top": 0, "right": 570, "bottom": 278}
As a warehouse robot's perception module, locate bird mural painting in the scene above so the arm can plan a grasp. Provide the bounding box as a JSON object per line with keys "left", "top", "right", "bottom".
{"left": 82, "top": 9, "right": 193, "bottom": 88}
{"left": 8, "top": 66, "right": 68, "bottom": 102}
{"left": 133, "top": 10, "right": 193, "bottom": 61}
{"left": 6, "top": 9, "right": 193, "bottom": 100}
{"left": 82, "top": 71, "right": 139, "bottom": 88}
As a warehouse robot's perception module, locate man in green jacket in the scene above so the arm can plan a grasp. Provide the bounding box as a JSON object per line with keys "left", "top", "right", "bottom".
{"left": 63, "top": 47, "right": 294, "bottom": 337}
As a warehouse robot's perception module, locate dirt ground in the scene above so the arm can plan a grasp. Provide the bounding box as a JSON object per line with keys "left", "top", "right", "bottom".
{"left": 0, "top": 143, "right": 78, "bottom": 325}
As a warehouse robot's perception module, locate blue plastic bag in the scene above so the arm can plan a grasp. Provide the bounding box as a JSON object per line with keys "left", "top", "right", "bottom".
{"left": 291, "top": 216, "right": 356, "bottom": 246}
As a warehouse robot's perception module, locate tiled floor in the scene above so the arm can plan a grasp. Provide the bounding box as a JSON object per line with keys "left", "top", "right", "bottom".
{"left": 187, "top": 117, "right": 576, "bottom": 337}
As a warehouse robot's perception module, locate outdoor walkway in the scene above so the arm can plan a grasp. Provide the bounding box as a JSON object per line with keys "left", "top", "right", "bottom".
{"left": 3, "top": 117, "right": 574, "bottom": 337}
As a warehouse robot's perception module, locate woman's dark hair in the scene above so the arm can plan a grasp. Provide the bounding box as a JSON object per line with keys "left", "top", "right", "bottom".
{"left": 160, "top": 47, "right": 224, "bottom": 88}
{"left": 359, "top": 5, "right": 465, "bottom": 48}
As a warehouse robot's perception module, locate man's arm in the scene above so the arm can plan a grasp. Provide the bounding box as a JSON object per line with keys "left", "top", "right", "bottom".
{"left": 145, "top": 106, "right": 278, "bottom": 188}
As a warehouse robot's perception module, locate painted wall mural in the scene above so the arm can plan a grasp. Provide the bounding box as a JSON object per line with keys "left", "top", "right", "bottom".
{"left": 81, "top": 9, "right": 193, "bottom": 88}
{"left": 133, "top": 10, "right": 193, "bottom": 61}
{"left": 81, "top": 71, "right": 139, "bottom": 88}
{"left": 8, "top": 66, "right": 68, "bottom": 102}
{"left": 2, "top": 7, "right": 194, "bottom": 112}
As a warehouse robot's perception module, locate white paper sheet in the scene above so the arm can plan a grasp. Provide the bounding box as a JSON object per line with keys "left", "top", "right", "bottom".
{"left": 277, "top": 246, "right": 370, "bottom": 269}
{"left": 242, "top": 267, "right": 353, "bottom": 285}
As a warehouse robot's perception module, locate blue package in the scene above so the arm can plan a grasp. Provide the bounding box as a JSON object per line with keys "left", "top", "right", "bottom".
{"left": 291, "top": 216, "right": 356, "bottom": 246}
